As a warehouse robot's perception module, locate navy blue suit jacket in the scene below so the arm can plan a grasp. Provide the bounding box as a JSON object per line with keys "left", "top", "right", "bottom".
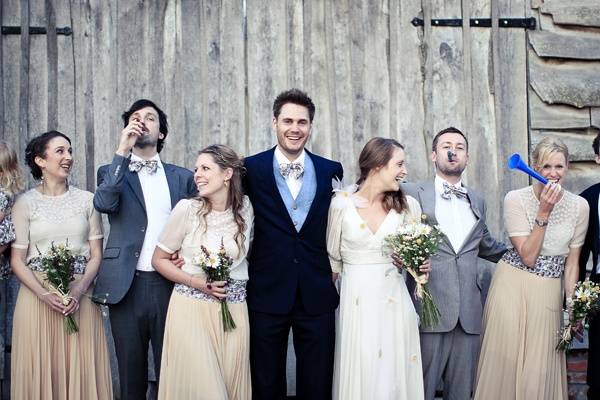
{"left": 92, "top": 154, "right": 196, "bottom": 305}
{"left": 244, "top": 147, "right": 343, "bottom": 315}
{"left": 579, "top": 182, "right": 600, "bottom": 282}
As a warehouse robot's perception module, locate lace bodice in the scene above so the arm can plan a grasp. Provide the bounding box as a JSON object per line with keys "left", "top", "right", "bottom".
{"left": 157, "top": 197, "right": 254, "bottom": 280}
{"left": 327, "top": 190, "right": 423, "bottom": 272}
{"left": 11, "top": 187, "right": 103, "bottom": 263}
{"left": 503, "top": 186, "right": 589, "bottom": 256}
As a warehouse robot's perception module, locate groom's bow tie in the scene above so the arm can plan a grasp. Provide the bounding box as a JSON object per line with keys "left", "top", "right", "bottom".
{"left": 129, "top": 159, "right": 159, "bottom": 174}
{"left": 441, "top": 182, "right": 467, "bottom": 200}
{"left": 279, "top": 162, "right": 304, "bottom": 180}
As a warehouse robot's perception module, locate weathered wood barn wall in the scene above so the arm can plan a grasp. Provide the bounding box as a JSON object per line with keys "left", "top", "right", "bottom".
{"left": 0, "top": 0, "right": 599, "bottom": 398}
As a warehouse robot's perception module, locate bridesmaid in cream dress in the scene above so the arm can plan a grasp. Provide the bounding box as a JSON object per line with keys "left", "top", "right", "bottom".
{"left": 11, "top": 131, "right": 112, "bottom": 400}
{"left": 327, "top": 137, "right": 427, "bottom": 400}
{"left": 153, "top": 144, "right": 253, "bottom": 400}
{"left": 474, "top": 137, "right": 589, "bottom": 400}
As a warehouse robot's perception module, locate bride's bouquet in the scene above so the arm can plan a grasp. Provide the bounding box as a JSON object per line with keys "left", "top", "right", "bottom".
{"left": 384, "top": 216, "right": 443, "bottom": 328}
{"left": 556, "top": 279, "right": 600, "bottom": 351}
{"left": 192, "top": 239, "right": 236, "bottom": 332}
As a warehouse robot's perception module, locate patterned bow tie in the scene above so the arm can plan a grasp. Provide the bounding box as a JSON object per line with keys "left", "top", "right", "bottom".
{"left": 441, "top": 181, "right": 468, "bottom": 200}
{"left": 279, "top": 162, "right": 304, "bottom": 180}
{"left": 129, "top": 159, "right": 159, "bottom": 174}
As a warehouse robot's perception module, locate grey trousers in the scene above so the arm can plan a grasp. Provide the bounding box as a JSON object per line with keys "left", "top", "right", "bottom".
{"left": 420, "top": 324, "right": 480, "bottom": 400}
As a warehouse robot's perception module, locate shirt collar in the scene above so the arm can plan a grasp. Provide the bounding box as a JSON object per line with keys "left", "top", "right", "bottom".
{"left": 434, "top": 175, "right": 465, "bottom": 194}
{"left": 130, "top": 153, "right": 163, "bottom": 169}
{"left": 274, "top": 146, "right": 306, "bottom": 166}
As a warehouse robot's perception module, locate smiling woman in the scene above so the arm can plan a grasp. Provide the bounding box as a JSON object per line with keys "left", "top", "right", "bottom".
{"left": 10, "top": 131, "right": 112, "bottom": 399}
{"left": 151, "top": 144, "right": 253, "bottom": 400}
{"left": 474, "top": 137, "right": 589, "bottom": 400}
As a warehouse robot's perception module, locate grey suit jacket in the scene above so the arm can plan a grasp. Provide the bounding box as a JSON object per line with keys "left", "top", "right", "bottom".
{"left": 402, "top": 181, "right": 506, "bottom": 334}
{"left": 92, "top": 154, "right": 197, "bottom": 305}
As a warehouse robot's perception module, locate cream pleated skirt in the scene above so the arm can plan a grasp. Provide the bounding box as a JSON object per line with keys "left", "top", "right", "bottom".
{"left": 11, "top": 273, "right": 113, "bottom": 400}
{"left": 157, "top": 290, "right": 251, "bottom": 400}
{"left": 473, "top": 260, "right": 567, "bottom": 400}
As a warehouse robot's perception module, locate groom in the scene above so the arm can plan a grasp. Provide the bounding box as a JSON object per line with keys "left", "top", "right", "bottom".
{"left": 243, "top": 88, "right": 343, "bottom": 400}
{"left": 403, "top": 127, "right": 506, "bottom": 400}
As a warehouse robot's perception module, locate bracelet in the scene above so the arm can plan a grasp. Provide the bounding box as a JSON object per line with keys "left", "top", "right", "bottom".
{"left": 534, "top": 218, "right": 548, "bottom": 227}
{"left": 187, "top": 274, "right": 194, "bottom": 288}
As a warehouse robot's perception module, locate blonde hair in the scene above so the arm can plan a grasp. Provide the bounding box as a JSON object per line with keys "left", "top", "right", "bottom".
{"left": 532, "top": 137, "right": 569, "bottom": 171}
{"left": 0, "top": 142, "right": 24, "bottom": 196}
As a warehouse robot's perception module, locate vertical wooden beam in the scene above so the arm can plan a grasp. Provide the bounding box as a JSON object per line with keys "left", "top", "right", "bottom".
{"left": 19, "top": 0, "right": 30, "bottom": 160}
{"left": 389, "top": 0, "right": 429, "bottom": 181}
{"left": 45, "top": 0, "right": 58, "bottom": 130}
{"left": 491, "top": 0, "right": 529, "bottom": 200}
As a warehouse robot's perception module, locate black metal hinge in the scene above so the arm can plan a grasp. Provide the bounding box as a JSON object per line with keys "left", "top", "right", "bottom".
{"left": 1, "top": 26, "right": 73, "bottom": 35}
{"left": 411, "top": 17, "right": 536, "bottom": 29}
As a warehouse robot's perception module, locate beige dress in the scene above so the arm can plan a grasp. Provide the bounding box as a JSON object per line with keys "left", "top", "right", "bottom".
{"left": 157, "top": 197, "right": 254, "bottom": 400}
{"left": 10, "top": 188, "right": 112, "bottom": 400}
{"left": 474, "top": 186, "right": 589, "bottom": 400}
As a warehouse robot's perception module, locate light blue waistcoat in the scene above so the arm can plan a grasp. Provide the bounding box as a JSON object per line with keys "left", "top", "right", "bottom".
{"left": 273, "top": 155, "right": 317, "bottom": 232}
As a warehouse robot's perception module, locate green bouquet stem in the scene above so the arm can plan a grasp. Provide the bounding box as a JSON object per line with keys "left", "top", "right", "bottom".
{"left": 64, "top": 314, "right": 78, "bottom": 335}
{"left": 220, "top": 300, "right": 236, "bottom": 332}
{"left": 418, "top": 282, "right": 441, "bottom": 329}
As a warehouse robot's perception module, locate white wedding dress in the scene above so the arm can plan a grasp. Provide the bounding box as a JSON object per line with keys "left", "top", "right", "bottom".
{"left": 327, "top": 189, "right": 424, "bottom": 400}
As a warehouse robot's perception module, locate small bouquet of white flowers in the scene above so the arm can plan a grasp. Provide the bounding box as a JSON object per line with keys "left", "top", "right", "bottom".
{"left": 32, "top": 241, "right": 79, "bottom": 334}
{"left": 384, "top": 216, "right": 443, "bottom": 328}
{"left": 191, "top": 240, "right": 236, "bottom": 332}
{"left": 556, "top": 279, "right": 600, "bottom": 351}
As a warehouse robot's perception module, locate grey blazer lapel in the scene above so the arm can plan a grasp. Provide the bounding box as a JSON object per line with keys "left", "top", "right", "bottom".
{"left": 419, "top": 182, "right": 438, "bottom": 225}
{"left": 164, "top": 163, "right": 180, "bottom": 209}
{"left": 125, "top": 170, "right": 146, "bottom": 212}
{"left": 419, "top": 181, "right": 455, "bottom": 252}
{"left": 466, "top": 189, "right": 482, "bottom": 220}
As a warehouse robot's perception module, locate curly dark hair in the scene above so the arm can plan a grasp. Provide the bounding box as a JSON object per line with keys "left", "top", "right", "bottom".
{"left": 24, "top": 131, "right": 71, "bottom": 180}
{"left": 122, "top": 99, "right": 169, "bottom": 153}
{"left": 273, "top": 88, "right": 316, "bottom": 122}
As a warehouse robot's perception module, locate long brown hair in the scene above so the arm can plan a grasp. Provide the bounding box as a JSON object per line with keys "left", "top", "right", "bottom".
{"left": 195, "top": 144, "right": 247, "bottom": 253}
{"left": 0, "top": 141, "right": 24, "bottom": 196}
{"left": 356, "top": 137, "right": 408, "bottom": 213}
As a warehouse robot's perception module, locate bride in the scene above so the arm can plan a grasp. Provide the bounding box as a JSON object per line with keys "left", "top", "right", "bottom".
{"left": 327, "top": 137, "right": 427, "bottom": 400}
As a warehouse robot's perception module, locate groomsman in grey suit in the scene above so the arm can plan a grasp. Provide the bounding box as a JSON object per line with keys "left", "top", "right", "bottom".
{"left": 403, "top": 126, "right": 506, "bottom": 400}
{"left": 93, "top": 99, "right": 196, "bottom": 399}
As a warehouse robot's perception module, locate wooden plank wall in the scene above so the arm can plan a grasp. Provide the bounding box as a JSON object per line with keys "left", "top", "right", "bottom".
{"left": 530, "top": 0, "right": 600, "bottom": 196}
{"left": 1, "top": 0, "right": 538, "bottom": 240}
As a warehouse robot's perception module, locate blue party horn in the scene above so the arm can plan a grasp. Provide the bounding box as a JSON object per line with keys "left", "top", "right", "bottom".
{"left": 507, "top": 154, "right": 548, "bottom": 184}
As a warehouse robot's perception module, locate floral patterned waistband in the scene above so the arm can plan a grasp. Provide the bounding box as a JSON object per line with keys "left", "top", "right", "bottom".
{"left": 174, "top": 278, "right": 247, "bottom": 303}
{"left": 501, "top": 248, "right": 565, "bottom": 278}
{"left": 27, "top": 255, "right": 87, "bottom": 275}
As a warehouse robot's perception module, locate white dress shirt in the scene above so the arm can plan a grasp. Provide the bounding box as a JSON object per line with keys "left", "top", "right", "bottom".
{"left": 131, "top": 153, "right": 172, "bottom": 271}
{"left": 434, "top": 175, "right": 477, "bottom": 253}
{"left": 275, "top": 146, "right": 305, "bottom": 199}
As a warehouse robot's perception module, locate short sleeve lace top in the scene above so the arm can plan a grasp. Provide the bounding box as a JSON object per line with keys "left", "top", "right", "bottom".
{"left": 157, "top": 196, "right": 254, "bottom": 281}
{"left": 503, "top": 186, "right": 589, "bottom": 256}
{"left": 11, "top": 187, "right": 103, "bottom": 263}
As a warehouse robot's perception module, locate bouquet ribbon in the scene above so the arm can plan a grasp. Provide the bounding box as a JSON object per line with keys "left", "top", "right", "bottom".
{"left": 406, "top": 268, "right": 428, "bottom": 299}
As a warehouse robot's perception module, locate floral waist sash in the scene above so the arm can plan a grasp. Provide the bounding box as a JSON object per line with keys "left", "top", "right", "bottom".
{"left": 27, "top": 255, "right": 87, "bottom": 275}
{"left": 174, "top": 278, "right": 247, "bottom": 303}
{"left": 501, "top": 248, "right": 565, "bottom": 278}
